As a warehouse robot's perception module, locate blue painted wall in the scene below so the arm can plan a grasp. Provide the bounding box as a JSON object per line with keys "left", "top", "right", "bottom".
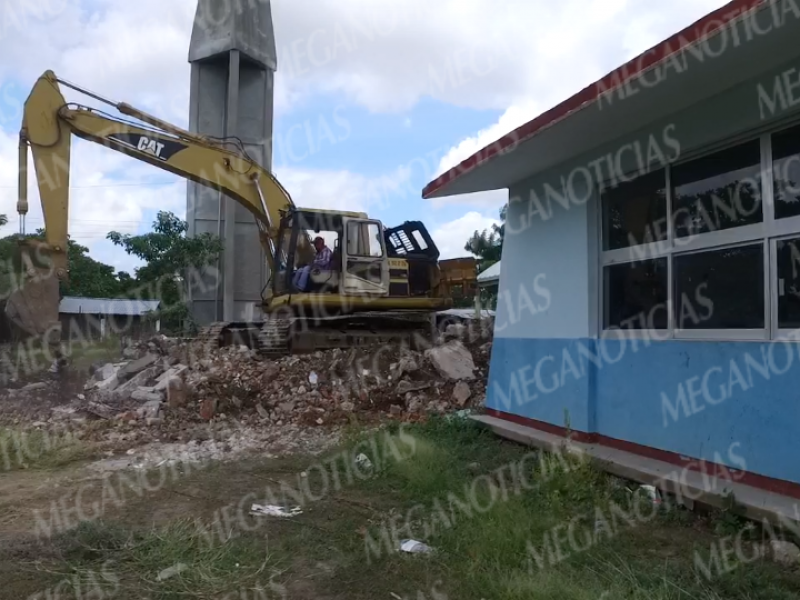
{"left": 487, "top": 337, "right": 800, "bottom": 484}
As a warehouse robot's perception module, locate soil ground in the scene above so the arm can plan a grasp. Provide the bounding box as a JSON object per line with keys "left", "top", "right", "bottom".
{"left": 2, "top": 417, "right": 800, "bottom": 600}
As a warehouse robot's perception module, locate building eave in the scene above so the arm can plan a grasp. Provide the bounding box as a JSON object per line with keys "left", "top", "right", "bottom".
{"left": 422, "top": 0, "right": 788, "bottom": 200}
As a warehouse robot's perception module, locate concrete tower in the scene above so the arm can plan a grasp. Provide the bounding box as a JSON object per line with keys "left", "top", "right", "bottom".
{"left": 186, "top": 0, "right": 277, "bottom": 325}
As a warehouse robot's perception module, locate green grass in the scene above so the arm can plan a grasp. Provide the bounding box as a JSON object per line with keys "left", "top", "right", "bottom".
{"left": 46, "top": 520, "right": 286, "bottom": 600}
{"left": 9, "top": 417, "right": 800, "bottom": 600}
{"left": 0, "top": 427, "right": 93, "bottom": 471}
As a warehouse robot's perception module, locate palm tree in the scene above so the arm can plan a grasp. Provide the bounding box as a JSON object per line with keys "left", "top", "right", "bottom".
{"left": 0, "top": 214, "right": 7, "bottom": 227}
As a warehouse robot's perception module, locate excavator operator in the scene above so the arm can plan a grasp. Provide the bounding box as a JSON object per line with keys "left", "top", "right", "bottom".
{"left": 293, "top": 236, "right": 332, "bottom": 291}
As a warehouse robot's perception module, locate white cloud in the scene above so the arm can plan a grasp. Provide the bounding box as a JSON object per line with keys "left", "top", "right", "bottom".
{"left": 430, "top": 211, "right": 500, "bottom": 260}
{"left": 274, "top": 165, "right": 411, "bottom": 215}
{"left": 1, "top": 0, "right": 732, "bottom": 122}
{"left": 0, "top": 128, "right": 185, "bottom": 273}
{"left": 0, "top": 0, "right": 734, "bottom": 273}
{"left": 430, "top": 0, "right": 731, "bottom": 199}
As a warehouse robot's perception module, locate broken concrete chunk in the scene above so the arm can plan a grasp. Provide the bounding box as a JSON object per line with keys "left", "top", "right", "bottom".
{"left": 452, "top": 381, "right": 471, "bottom": 406}
{"left": 137, "top": 400, "right": 162, "bottom": 420}
{"left": 396, "top": 380, "right": 431, "bottom": 395}
{"left": 97, "top": 363, "right": 117, "bottom": 381}
{"left": 425, "top": 341, "right": 475, "bottom": 380}
{"left": 22, "top": 382, "right": 48, "bottom": 392}
{"left": 154, "top": 365, "right": 188, "bottom": 391}
{"left": 770, "top": 540, "right": 800, "bottom": 565}
{"left": 131, "top": 388, "right": 164, "bottom": 403}
{"left": 117, "top": 353, "right": 159, "bottom": 382}
{"left": 396, "top": 357, "right": 419, "bottom": 376}
{"left": 87, "top": 402, "right": 116, "bottom": 420}
{"left": 112, "top": 366, "right": 159, "bottom": 401}
{"left": 166, "top": 377, "right": 187, "bottom": 409}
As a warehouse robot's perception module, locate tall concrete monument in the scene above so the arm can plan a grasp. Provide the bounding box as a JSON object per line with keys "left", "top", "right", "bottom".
{"left": 186, "top": 0, "right": 277, "bottom": 325}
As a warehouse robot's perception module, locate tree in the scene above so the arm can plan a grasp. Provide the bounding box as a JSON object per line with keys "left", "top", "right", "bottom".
{"left": 464, "top": 202, "right": 507, "bottom": 272}
{"left": 0, "top": 230, "right": 125, "bottom": 299}
{"left": 62, "top": 239, "right": 123, "bottom": 298}
{"left": 0, "top": 214, "right": 7, "bottom": 227}
{"left": 108, "top": 211, "right": 223, "bottom": 334}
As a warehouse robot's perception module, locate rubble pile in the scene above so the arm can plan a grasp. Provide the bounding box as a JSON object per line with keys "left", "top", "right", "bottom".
{"left": 74, "top": 319, "right": 492, "bottom": 430}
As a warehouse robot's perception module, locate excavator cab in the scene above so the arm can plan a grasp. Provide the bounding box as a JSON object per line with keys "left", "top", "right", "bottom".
{"left": 272, "top": 208, "right": 390, "bottom": 298}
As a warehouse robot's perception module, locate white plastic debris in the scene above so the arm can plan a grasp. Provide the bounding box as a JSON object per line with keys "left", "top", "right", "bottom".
{"left": 250, "top": 504, "right": 303, "bottom": 518}
{"left": 308, "top": 371, "right": 318, "bottom": 385}
{"left": 446, "top": 409, "right": 474, "bottom": 421}
{"left": 156, "top": 563, "right": 188, "bottom": 581}
{"left": 355, "top": 453, "right": 373, "bottom": 470}
{"left": 638, "top": 484, "right": 662, "bottom": 504}
{"left": 399, "top": 539, "right": 434, "bottom": 554}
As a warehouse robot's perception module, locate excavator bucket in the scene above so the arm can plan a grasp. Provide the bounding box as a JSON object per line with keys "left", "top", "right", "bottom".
{"left": 4, "top": 249, "right": 62, "bottom": 344}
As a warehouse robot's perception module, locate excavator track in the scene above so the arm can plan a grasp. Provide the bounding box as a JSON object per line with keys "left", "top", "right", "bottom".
{"left": 258, "top": 319, "right": 292, "bottom": 358}
{"left": 197, "top": 322, "right": 228, "bottom": 349}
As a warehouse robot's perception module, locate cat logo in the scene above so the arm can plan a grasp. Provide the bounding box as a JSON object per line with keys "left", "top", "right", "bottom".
{"left": 137, "top": 136, "right": 166, "bottom": 159}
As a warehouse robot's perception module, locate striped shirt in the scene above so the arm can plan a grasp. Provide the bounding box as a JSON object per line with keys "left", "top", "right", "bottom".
{"left": 313, "top": 246, "right": 333, "bottom": 269}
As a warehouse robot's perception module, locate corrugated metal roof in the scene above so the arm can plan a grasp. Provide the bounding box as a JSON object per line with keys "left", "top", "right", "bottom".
{"left": 59, "top": 297, "right": 161, "bottom": 316}
{"left": 477, "top": 261, "right": 501, "bottom": 283}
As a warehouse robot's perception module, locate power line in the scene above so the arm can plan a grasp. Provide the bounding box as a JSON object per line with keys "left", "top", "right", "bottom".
{"left": 0, "top": 181, "right": 180, "bottom": 189}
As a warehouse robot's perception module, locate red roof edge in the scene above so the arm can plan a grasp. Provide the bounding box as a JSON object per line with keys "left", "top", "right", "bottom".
{"left": 422, "top": 0, "right": 768, "bottom": 199}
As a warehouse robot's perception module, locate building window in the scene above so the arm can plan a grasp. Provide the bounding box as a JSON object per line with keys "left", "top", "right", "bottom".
{"left": 670, "top": 139, "right": 762, "bottom": 239}
{"left": 673, "top": 244, "right": 763, "bottom": 330}
{"left": 602, "top": 169, "right": 667, "bottom": 250}
{"left": 600, "top": 123, "right": 800, "bottom": 340}
{"left": 604, "top": 258, "right": 667, "bottom": 329}
{"left": 776, "top": 237, "right": 800, "bottom": 329}
{"left": 772, "top": 123, "right": 800, "bottom": 220}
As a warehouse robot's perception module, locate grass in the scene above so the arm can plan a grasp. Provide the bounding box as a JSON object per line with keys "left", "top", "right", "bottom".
{"left": 6, "top": 417, "right": 800, "bottom": 600}
{"left": 45, "top": 520, "right": 286, "bottom": 599}
{"left": 0, "top": 426, "right": 93, "bottom": 471}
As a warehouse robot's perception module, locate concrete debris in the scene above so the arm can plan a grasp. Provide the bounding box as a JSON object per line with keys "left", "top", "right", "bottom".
{"left": 166, "top": 377, "right": 187, "bottom": 409}
{"left": 117, "top": 353, "right": 159, "bottom": 382}
{"left": 86, "top": 422, "right": 338, "bottom": 472}
{"left": 137, "top": 400, "right": 163, "bottom": 420}
{"left": 22, "top": 382, "right": 48, "bottom": 393}
{"left": 425, "top": 341, "right": 476, "bottom": 380}
{"left": 452, "top": 381, "right": 471, "bottom": 406}
{"left": 769, "top": 540, "right": 800, "bottom": 566}
{"left": 5, "top": 320, "right": 492, "bottom": 451}
{"left": 131, "top": 388, "right": 164, "bottom": 403}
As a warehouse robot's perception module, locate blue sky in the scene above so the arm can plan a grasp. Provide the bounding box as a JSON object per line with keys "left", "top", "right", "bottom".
{"left": 0, "top": 0, "right": 731, "bottom": 273}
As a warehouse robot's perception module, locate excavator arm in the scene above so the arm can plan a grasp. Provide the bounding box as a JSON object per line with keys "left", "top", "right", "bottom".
{"left": 8, "top": 70, "right": 307, "bottom": 340}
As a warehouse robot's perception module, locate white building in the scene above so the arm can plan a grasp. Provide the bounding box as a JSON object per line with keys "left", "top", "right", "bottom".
{"left": 424, "top": 1, "right": 800, "bottom": 506}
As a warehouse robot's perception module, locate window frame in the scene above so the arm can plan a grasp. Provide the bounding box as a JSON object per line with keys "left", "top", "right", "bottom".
{"left": 598, "top": 124, "right": 800, "bottom": 342}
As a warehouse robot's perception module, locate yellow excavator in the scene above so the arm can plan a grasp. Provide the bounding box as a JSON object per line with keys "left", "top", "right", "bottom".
{"left": 8, "top": 71, "right": 466, "bottom": 356}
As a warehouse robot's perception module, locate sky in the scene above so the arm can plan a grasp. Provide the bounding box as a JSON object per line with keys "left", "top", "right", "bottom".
{"left": 0, "top": 0, "right": 731, "bottom": 275}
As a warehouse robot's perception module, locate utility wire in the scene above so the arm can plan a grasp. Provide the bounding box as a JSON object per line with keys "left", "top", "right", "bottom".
{"left": 0, "top": 181, "right": 179, "bottom": 189}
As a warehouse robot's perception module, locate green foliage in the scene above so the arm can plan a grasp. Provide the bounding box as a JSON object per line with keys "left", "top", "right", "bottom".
{"left": 107, "top": 211, "right": 223, "bottom": 334}
{"left": 0, "top": 230, "right": 124, "bottom": 299}
{"left": 62, "top": 239, "right": 122, "bottom": 298}
{"left": 464, "top": 202, "right": 507, "bottom": 273}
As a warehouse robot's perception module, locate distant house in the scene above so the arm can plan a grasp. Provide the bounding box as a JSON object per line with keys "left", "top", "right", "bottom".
{"left": 59, "top": 297, "right": 161, "bottom": 341}
{"left": 477, "top": 261, "right": 501, "bottom": 309}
